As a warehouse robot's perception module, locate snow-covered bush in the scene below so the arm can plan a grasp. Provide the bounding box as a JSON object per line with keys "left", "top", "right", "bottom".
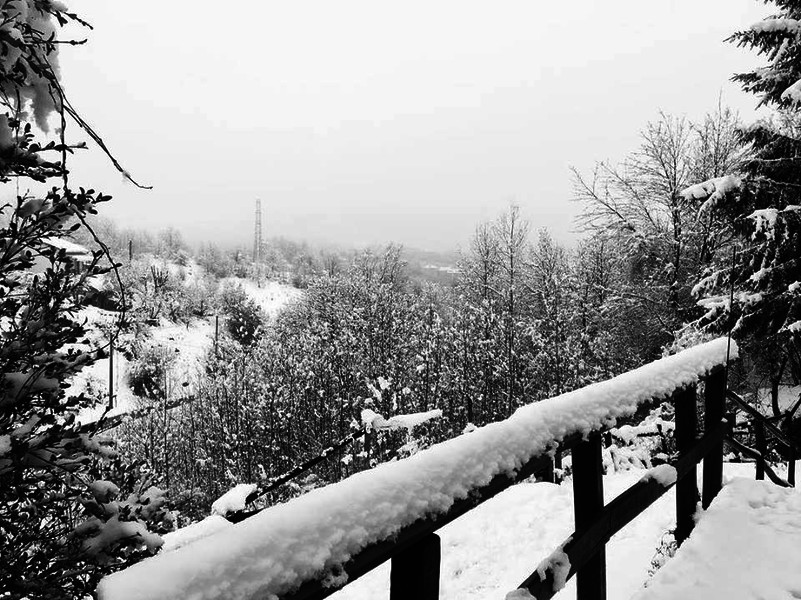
{"left": 220, "top": 283, "right": 265, "bottom": 346}
{"left": 128, "top": 346, "right": 175, "bottom": 401}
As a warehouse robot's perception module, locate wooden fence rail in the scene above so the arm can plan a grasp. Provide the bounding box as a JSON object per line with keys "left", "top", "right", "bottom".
{"left": 278, "top": 366, "right": 731, "bottom": 600}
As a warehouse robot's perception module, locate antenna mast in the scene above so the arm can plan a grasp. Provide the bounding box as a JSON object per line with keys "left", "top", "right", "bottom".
{"left": 253, "top": 198, "right": 263, "bottom": 263}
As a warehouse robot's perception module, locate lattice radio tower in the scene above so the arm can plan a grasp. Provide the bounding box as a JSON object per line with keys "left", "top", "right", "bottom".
{"left": 253, "top": 198, "right": 263, "bottom": 263}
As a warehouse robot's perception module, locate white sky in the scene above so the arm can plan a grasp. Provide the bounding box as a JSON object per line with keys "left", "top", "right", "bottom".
{"left": 59, "top": 0, "right": 769, "bottom": 251}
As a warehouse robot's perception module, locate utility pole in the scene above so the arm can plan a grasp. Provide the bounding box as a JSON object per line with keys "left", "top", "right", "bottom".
{"left": 108, "top": 337, "right": 114, "bottom": 409}
{"left": 253, "top": 198, "right": 263, "bottom": 263}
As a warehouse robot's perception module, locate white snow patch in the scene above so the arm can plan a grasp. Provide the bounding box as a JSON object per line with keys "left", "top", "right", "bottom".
{"left": 642, "top": 464, "right": 677, "bottom": 487}
{"left": 211, "top": 483, "right": 257, "bottom": 516}
{"left": 0, "top": 434, "right": 11, "bottom": 456}
{"left": 750, "top": 17, "right": 801, "bottom": 34}
{"left": 680, "top": 175, "right": 741, "bottom": 214}
{"left": 633, "top": 478, "right": 801, "bottom": 600}
{"left": 361, "top": 408, "right": 442, "bottom": 432}
{"left": 748, "top": 208, "right": 779, "bottom": 240}
{"left": 220, "top": 277, "right": 302, "bottom": 320}
{"left": 535, "top": 544, "right": 571, "bottom": 592}
{"left": 162, "top": 515, "right": 233, "bottom": 553}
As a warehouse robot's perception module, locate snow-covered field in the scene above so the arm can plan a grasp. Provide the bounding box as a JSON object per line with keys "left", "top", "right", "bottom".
{"left": 220, "top": 277, "right": 302, "bottom": 320}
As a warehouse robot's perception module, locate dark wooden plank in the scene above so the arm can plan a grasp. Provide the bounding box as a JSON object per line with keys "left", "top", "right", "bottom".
{"left": 702, "top": 369, "right": 726, "bottom": 508}
{"left": 515, "top": 421, "right": 727, "bottom": 600}
{"left": 789, "top": 449, "right": 796, "bottom": 487}
{"left": 674, "top": 385, "right": 698, "bottom": 545}
{"left": 754, "top": 420, "right": 766, "bottom": 481}
{"left": 572, "top": 433, "right": 606, "bottom": 600}
{"left": 390, "top": 533, "right": 440, "bottom": 600}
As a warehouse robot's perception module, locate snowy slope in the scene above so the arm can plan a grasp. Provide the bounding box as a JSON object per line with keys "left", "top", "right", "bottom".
{"left": 75, "top": 273, "right": 298, "bottom": 425}
{"left": 220, "top": 277, "right": 302, "bottom": 320}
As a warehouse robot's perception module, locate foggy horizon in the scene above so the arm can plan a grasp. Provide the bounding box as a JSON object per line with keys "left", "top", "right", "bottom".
{"left": 59, "top": 1, "right": 768, "bottom": 253}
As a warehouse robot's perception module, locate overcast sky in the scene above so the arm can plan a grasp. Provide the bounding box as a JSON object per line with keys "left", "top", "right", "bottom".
{"left": 59, "top": 0, "right": 769, "bottom": 252}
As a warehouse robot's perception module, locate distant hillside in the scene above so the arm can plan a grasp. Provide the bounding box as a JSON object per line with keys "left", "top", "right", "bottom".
{"left": 403, "top": 247, "right": 460, "bottom": 286}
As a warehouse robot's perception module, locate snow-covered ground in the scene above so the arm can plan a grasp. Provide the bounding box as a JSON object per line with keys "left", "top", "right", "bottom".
{"left": 220, "top": 277, "right": 302, "bottom": 320}
{"left": 633, "top": 474, "right": 801, "bottom": 600}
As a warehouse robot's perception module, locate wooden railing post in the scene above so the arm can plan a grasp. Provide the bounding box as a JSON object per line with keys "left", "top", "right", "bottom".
{"left": 675, "top": 385, "right": 698, "bottom": 545}
{"left": 572, "top": 432, "right": 606, "bottom": 600}
{"left": 789, "top": 448, "right": 796, "bottom": 487}
{"left": 702, "top": 369, "right": 726, "bottom": 509}
{"left": 754, "top": 420, "right": 766, "bottom": 481}
{"left": 390, "top": 533, "right": 440, "bottom": 600}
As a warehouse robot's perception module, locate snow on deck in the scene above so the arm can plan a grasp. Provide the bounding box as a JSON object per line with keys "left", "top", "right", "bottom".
{"left": 97, "top": 338, "right": 734, "bottom": 600}
{"left": 632, "top": 478, "right": 801, "bottom": 600}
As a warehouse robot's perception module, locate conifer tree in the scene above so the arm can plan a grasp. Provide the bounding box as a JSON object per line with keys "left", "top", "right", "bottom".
{"left": 690, "top": 4, "right": 801, "bottom": 404}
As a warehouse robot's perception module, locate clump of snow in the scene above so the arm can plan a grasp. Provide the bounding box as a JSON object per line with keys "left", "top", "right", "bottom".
{"left": 748, "top": 208, "right": 779, "bottom": 240}
{"left": 750, "top": 17, "right": 801, "bottom": 34}
{"left": 611, "top": 418, "right": 674, "bottom": 445}
{"left": 361, "top": 408, "right": 442, "bottom": 432}
{"left": 211, "top": 483, "right": 257, "bottom": 516}
{"left": 633, "top": 478, "right": 801, "bottom": 600}
{"left": 604, "top": 444, "right": 652, "bottom": 473}
{"left": 76, "top": 516, "right": 163, "bottom": 557}
{"left": 97, "top": 339, "right": 734, "bottom": 600}
{"left": 782, "top": 79, "right": 801, "bottom": 104}
{"left": 784, "top": 321, "right": 801, "bottom": 334}
{"left": 642, "top": 465, "right": 677, "bottom": 487}
{"left": 89, "top": 480, "right": 120, "bottom": 502}
{"left": 535, "top": 543, "right": 571, "bottom": 592}
{"left": 680, "top": 175, "right": 741, "bottom": 214}
{"left": 161, "top": 515, "right": 233, "bottom": 553}
{"left": 789, "top": 281, "right": 801, "bottom": 293}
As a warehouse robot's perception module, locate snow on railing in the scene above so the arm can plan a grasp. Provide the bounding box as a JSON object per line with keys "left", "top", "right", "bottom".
{"left": 97, "top": 338, "right": 735, "bottom": 600}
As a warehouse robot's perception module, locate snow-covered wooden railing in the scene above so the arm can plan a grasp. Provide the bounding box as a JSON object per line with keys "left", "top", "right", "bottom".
{"left": 97, "top": 338, "right": 736, "bottom": 600}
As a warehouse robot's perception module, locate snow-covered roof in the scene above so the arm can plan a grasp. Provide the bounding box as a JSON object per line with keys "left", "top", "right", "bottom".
{"left": 41, "top": 236, "right": 92, "bottom": 260}
{"left": 97, "top": 338, "right": 735, "bottom": 600}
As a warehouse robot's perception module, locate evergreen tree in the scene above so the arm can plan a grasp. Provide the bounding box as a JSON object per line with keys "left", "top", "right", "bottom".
{"left": 690, "top": 5, "right": 801, "bottom": 408}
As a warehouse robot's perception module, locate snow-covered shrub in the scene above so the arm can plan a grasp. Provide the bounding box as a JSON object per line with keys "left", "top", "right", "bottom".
{"left": 128, "top": 346, "right": 175, "bottom": 401}
{"left": 220, "top": 284, "right": 265, "bottom": 347}
{"left": 605, "top": 404, "right": 675, "bottom": 473}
